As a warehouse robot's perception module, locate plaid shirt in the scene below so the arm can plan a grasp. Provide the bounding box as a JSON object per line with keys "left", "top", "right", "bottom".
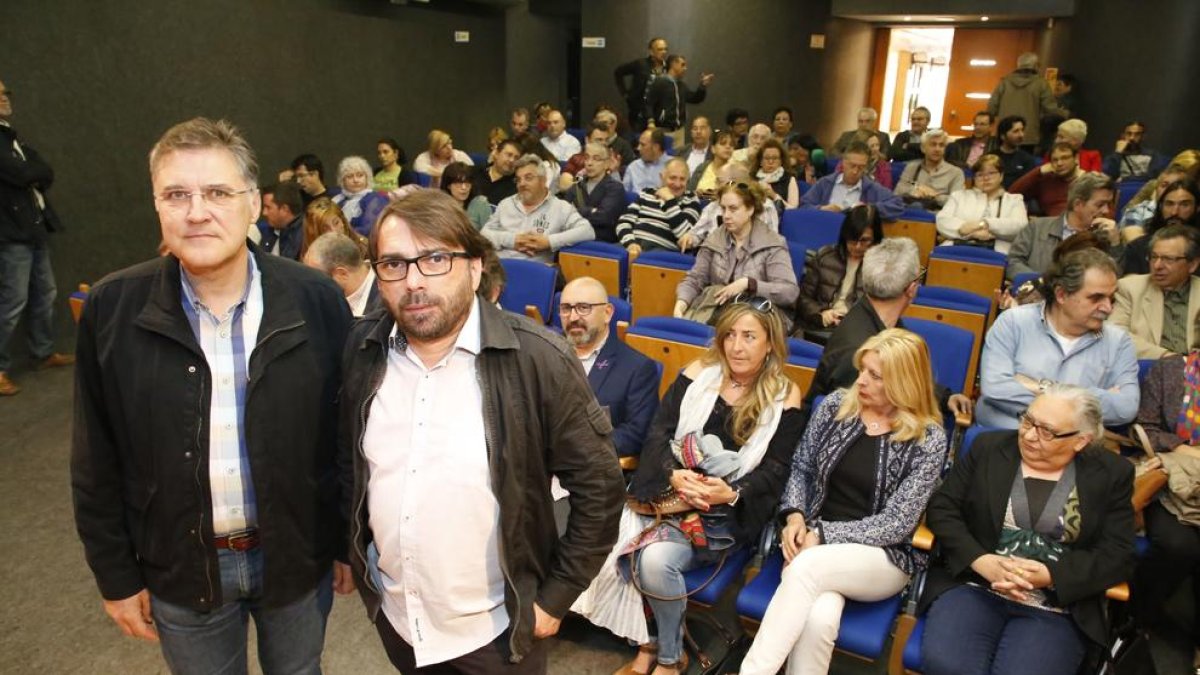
{"left": 180, "top": 255, "right": 264, "bottom": 535}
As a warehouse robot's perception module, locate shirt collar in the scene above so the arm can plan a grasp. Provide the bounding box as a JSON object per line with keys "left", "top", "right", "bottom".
{"left": 836, "top": 173, "right": 861, "bottom": 189}
{"left": 577, "top": 333, "right": 608, "bottom": 361}
{"left": 179, "top": 251, "right": 258, "bottom": 319}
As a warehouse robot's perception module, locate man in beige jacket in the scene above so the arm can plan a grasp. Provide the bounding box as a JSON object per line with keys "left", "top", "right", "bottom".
{"left": 1109, "top": 225, "right": 1200, "bottom": 358}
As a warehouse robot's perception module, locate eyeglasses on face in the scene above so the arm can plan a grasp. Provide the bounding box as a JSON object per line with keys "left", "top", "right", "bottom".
{"left": 156, "top": 187, "right": 256, "bottom": 209}
{"left": 1148, "top": 253, "right": 1189, "bottom": 265}
{"left": 559, "top": 302, "right": 608, "bottom": 317}
{"left": 911, "top": 266, "right": 928, "bottom": 286}
{"left": 372, "top": 251, "right": 470, "bottom": 282}
{"left": 1018, "top": 411, "right": 1080, "bottom": 442}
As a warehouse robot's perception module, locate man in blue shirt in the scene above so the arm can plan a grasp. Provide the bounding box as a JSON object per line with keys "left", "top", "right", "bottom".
{"left": 623, "top": 128, "right": 671, "bottom": 194}
{"left": 800, "top": 141, "right": 904, "bottom": 220}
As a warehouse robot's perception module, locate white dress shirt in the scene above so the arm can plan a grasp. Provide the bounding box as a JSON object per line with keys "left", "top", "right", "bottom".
{"left": 345, "top": 266, "right": 376, "bottom": 317}
{"left": 541, "top": 132, "right": 582, "bottom": 162}
{"left": 363, "top": 298, "right": 509, "bottom": 666}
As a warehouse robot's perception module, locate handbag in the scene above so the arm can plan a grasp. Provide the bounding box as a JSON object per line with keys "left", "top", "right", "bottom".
{"left": 683, "top": 285, "right": 727, "bottom": 325}
{"left": 1094, "top": 618, "right": 1156, "bottom": 675}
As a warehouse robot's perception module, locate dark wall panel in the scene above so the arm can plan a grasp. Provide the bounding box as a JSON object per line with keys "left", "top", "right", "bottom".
{"left": 0, "top": 0, "right": 509, "bottom": 353}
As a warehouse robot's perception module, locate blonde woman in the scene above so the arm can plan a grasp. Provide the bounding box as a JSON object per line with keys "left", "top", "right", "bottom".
{"left": 412, "top": 129, "right": 473, "bottom": 183}
{"left": 739, "top": 328, "right": 947, "bottom": 675}
{"left": 575, "top": 299, "right": 804, "bottom": 675}
{"left": 300, "top": 197, "right": 366, "bottom": 259}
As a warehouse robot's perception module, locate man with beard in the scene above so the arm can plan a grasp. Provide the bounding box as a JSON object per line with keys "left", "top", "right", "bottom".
{"left": 1109, "top": 225, "right": 1200, "bottom": 359}
{"left": 472, "top": 138, "right": 520, "bottom": 206}
{"left": 560, "top": 277, "right": 659, "bottom": 460}
{"left": 481, "top": 154, "right": 594, "bottom": 263}
{"left": 994, "top": 115, "right": 1037, "bottom": 188}
{"left": 1102, "top": 120, "right": 1169, "bottom": 182}
{"left": 1008, "top": 172, "right": 1118, "bottom": 281}
{"left": 340, "top": 191, "right": 623, "bottom": 673}
{"left": 977, "top": 247, "right": 1139, "bottom": 429}
{"left": 1010, "top": 142, "right": 1084, "bottom": 217}
{"left": 1120, "top": 179, "right": 1199, "bottom": 276}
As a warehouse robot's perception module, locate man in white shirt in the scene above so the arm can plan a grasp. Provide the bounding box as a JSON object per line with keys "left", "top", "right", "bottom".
{"left": 539, "top": 110, "right": 581, "bottom": 162}
{"left": 302, "top": 232, "right": 378, "bottom": 317}
{"left": 732, "top": 123, "right": 771, "bottom": 165}
{"left": 680, "top": 116, "right": 713, "bottom": 174}
{"left": 341, "top": 190, "right": 623, "bottom": 673}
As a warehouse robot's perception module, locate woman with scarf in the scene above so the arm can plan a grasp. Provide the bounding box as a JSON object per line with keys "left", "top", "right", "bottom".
{"left": 332, "top": 156, "right": 389, "bottom": 236}
{"left": 752, "top": 138, "right": 800, "bottom": 214}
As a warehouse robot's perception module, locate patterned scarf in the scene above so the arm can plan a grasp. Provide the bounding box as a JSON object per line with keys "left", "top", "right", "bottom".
{"left": 1176, "top": 350, "right": 1200, "bottom": 444}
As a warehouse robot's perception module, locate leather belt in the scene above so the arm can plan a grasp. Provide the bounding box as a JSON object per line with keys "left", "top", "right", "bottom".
{"left": 214, "top": 528, "right": 259, "bottom": 552}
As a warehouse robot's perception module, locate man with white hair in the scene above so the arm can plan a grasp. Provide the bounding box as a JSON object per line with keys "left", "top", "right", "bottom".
{"left": 895, "top": 129, "right": 966, "bottom": 211}
{"left": 986, "top": 52, "right": 1066, "bottom": 151}
{"left": 731, "top": 122, "right": 772, "bottom": 165}
{"left": 482, "top": 154, "right": 594, "bottom": 264}
{"left": 831, "top": 107, "right": 892, "bottom": 158}
{"left": 1053, "top": 118, "right": 1102, "bottom": 172}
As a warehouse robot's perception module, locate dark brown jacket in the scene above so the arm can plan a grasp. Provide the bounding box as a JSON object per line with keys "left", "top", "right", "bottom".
{"left": 796, "top": 245, "right": 862, "bottom": 331}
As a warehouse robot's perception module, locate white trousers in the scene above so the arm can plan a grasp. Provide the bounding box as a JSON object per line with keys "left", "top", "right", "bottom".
{"left": 739, "top": 543, "right": 910, "bottom": 675}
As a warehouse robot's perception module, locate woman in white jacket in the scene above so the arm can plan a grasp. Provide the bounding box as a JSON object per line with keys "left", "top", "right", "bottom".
{"left": 935, "top": 154, "right": 1028, "bottom": 254}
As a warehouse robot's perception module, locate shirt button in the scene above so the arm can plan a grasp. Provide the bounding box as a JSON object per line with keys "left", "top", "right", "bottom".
{"left": 219, "top": 331, "right": 229, "bottom": 339}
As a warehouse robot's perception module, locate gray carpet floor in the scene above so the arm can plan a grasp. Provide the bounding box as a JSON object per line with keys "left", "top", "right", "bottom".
{"left": 1, "top": 364, "right": 1191, "bottom": 674}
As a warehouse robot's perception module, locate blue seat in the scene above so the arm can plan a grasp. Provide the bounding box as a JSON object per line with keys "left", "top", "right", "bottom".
{"left": 629, "top": 316, "right": 715, "bottom": 346}
{"left": 780, "top": 209, "right": 842, "bottom": 253}
{"left": 466, "top": 151, "right": 488, "bottom": 167}
{"left": 550, "top": 293, "right": 631, "bottom": 336}
{"left": 558, "top": 241, "right": 630, "bottom": 296}
{"left": 635, "top": 249, "right": 696, "bottom": 271}
{"left": 1116, "top": 179, "right": 1147, "bottom": 216}
{"left": 797, "top": 181, "right": 812, "bottom": 197}
{"left": 902, "top": 616, "right": 927, "bottom": 671}
{"left": 928, "top": 245, "right": 1007, "bottom": 267}
{"left": 566, "top": 127, "right": 586, "bottom": 144}
{"left": 1010, "top": 271, "right": 1040, "bottom": 293}
{"left": 787, "top": 241, "right": 808, "bottom": 285}
{"left": 890, "top": 161, "right": 907, "bottom": 187}
{"left": 787, "top": 337, "right": 824, "bottom": 363}
{"left": 903, "top": 318, "right": 974, "bottom": 395}
{"left": 498, "top": 258, "right": 556, "bottom": 323}
{"left": 662, "top": 134, "right": 674, "bottom": 155}
{"left": 1138, "top": 358, "right": 1156, "bottom": 385}
{"left": 414, "top": 172, "right": 433, "bottom": 188}
{"left": 625, "top": 189, "right": 639, "bottom": 206}
{"left": 901, "top": 206, "right": 936, "bottom": 223}
{"left": 684, "top": 547, "right": 754, "bottom": 606}
{"left": 915, "top": 286, "right": 991, "bottom": 315}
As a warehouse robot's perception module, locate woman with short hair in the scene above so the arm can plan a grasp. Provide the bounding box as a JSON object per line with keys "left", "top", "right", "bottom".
{"left": 412, "top": 129, "right": 474, "bottom": 184}
{"left": 439, "top": 161, "right": 492, "bottom": 230}
{"left": 935, "top": 154, "right": 1029, "bottom": 253}
{"left": 333, "top": 155, "right": 389, "bottom": 236}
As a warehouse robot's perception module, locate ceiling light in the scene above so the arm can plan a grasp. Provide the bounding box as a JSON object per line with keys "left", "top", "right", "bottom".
{"left": 969, "top": 59, "right": 997, "bottom": 67}
{"left": 981, "top": 16, "right": 990, "bottom": 22}
{"left": 903, "top": 16, "right": 912, "bottom": 21}
{"left": 965, "top": 92, "right": 991, "bottom": 100}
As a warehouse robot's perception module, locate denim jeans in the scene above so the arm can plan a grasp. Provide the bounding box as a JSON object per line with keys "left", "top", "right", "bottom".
{"left": 921, "top": 584, "right": 1086, "bottom": 675}
{"left": 0, "top": 242, "right": 58, "bottom": 372}
{"left": 634, "top": 540, "right": 721, "bottom": 666}
{"left": 149, "top": 548, "right": 334, "bottom": 675}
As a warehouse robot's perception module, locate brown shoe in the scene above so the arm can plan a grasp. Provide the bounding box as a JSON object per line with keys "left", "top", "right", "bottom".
{"left": 0, "top": 372, "right": 19, "bottom": 396}
{"left": 612, "top": 644, "right": 658, "bottom": 675}
{"left": 39, "top": 353, "right": 76, "bottom": 369}
{"left": 652, "top": 652, "right": 689, "bottom": 674}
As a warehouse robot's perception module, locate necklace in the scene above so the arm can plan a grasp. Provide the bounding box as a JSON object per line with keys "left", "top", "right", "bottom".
{"left": 728, "top": 378, "right": 752, "bottom": 389}
{"left": 866, "top": 420, "right": 881, "bottom": 431}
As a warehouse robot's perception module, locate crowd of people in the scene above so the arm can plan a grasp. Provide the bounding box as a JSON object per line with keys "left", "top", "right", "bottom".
{"left": 1, "top": 33, "right": 1197, "bottom": 675}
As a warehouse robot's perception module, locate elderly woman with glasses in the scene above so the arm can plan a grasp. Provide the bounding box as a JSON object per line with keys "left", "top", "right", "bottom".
{"left": 917, "top": 385, "right": 1134, "bottom": 675}
{"left": 332, "top": 156, "right": 389, "bottom": 237}
{"left": 674, "top": 181, "right": 798, "bottom": 329}
{"left": 935, "top": 154, "right": 1029, "bottom": 254}
{"left": 794, "top": 204, "right": 883, "bottom": 339}
{"left": 738, "top": 328, "right": 946, "bottom": 675}
{"left": 574, "top": 299, "right": 804, "bottom": 675}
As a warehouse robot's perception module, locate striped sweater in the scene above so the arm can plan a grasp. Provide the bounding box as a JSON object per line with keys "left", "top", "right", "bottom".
{"left": 615, "top": 188, "right": 701, "bottom": 251}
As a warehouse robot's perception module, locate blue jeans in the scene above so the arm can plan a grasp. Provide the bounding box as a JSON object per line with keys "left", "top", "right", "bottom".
{"left": 634, "top": 540, "right": 721, "bottom": 665}
{"left": 921, "top": 584, "right": 1086, "bottom": 675}
{"left": 0, "top": 242, "right": 58, "bottom": 372}
{"left": 149, "top": 548, "right": 334, "bottom": 675}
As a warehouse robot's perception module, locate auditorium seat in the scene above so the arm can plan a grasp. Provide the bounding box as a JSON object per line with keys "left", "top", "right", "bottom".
{"left": 624, "top": 316, "right": 714, "bottom": 397}
{"left": 558, "top": 241, "right": 629, "bottom": 297}
{"left": 925, "top": 246, "right": 1007, "bottom": 314}
{"left": 498, "top": 258, "right": 556, "bottom": 324}
{"left": 780, "top": 209, "right": 842, "bottom": 253}
{"left": 883, "top": 220, "right": 937, "bottom": 267}
{"left": 630, "top": 250, "right": 695, "bottom": 320}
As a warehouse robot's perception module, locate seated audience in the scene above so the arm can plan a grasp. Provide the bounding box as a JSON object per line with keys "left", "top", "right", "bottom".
{"left": 675, "top": 182, "right": 798, "bottom": 328}
{"left": 472, "top": 137, "right": 520, "bottom": 206}
{"left": 291, "top": 153, "right": 338, "bottom": 205}
{"left": 888, "top": 106, "right": 931, "bottom": 162}
{"left": 731, "top": 123, "right": 771, "bottom": 165}
{"left": 1007, "top": 172, "right": 1117, "bottom": 281}
{"left": 832, "top": 107, "right": 891, "bottom": 157}
{"left": 440, "top": 161, "right": 492, "bottom": 230}
{"left": 1120, "top": 164, "right": 1193, "bottom": 233}
{"left": 561, "top": 124, "right": 611, "bottom": 181}
{"left": 920, "top": 386, "right": 1134, "bottom": 675}
{"left": 686, "top": 162, "right": 779, "bottom": 249}
{"left": 834, "top": 130, "right": 891, "bottom": 189}
{"left": 560, "top": 277, "right": 659, "bottom": 459}
{"left": 680, "top": 116, "right": 713, "bottom": 174}
{"left": 1010, "top": 142, "right": 1083, "bottom": 217}
{"left": 593, "top": 107, "right": 637, "bottom": 168}
{"left": 509, "top": 106, "right": 531, "bottom": 137}
{"left": 771, "top": 106, "right": 795, "bottom": 143}
{"left": 935, "top": 154, "right": 1029, "bottom": 254}
{"left": 688, "top": 130, "right": 736, "bottom": 199}
{"left": 332, "top": 155, "right": 388, "bottom": 236}
{"left": 726, "top": 107, "right": 751, "bottom": 147}
{"left": 301, "top": 232, "right": 378, "bottom": 317}
{"left": 738, "top": 329, "right": 947, "bottom": 675}
{"left": 1103, "top": 120, "right": 1169, "bottom": 182}
{"left": 752, "top": 138, "right": 800, "bottom": 213}
{"left": 801, "top": 141, "right": 904, "bottom": 220}
{"left": 1052, "top": 118, "right": 1102, "bottom": 172}
{"left": 616, "top": 158, "right": 700, "bottom": 259}
{"left": 516, "top": 131, "right": 563, "bottom": 195}
{"left": 786, "top": 135, "right": 820, "bottom": 184}
{"left": 895, "top": 129, "right": 965, "bottom": 211}
{"left": 1000, "top": 230, "right": 1114, "bottom": 311}
{"left": 1120, "top": 179, "right": 1199, "bottom": 274}
{"left": 1110, "top": 225, "right": 1200, "bottom": 358}
{"left": 372, "top": 138, "right": 417, "bottom": 191}
{"left": 540, "top": 109, "right": 581, "bottom": 162}
{"left": 481, "top": 154, "right": 594, "bottom": 263}
{"left": 574, "top": 299, "right": 804, "bottom": 675}
{"left": 946, "top": 111, "right": 996, "bottom": 168}
{"left": 412, "top": 129, "right": 473, "bottom": 183}
{"left": 259, "top": 181, "right": 305, "bottom": 260}
{"left": 532, "top": 101, "right": 552, "bottom": 134}
{"left": 486, "top": 125, "right": 508, "bottom": 165}
{"left": 300, "top": 196, "right": 366, "bottom": 259}
{"left": 624, "top": 128, "right": 671, "bottom": 194}
{"left": 795, "top": 204, "right": 881, "bottom": 337}
{"left": 559, "top": 141, "right": 626, "bottom": 243}
{"left": 1132, "top": 349, "right": 1200, "bottom": 674}
{"left": 978, "top": 248, "right": 1139, "bottom": 429}
{"left": 994, "top": 115, "right": 1038, "bottom": 188}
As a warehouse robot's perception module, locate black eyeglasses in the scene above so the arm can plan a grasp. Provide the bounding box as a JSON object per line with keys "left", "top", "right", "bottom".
{"left": 731, "top": 293, "right": 773, "bottom": 312}
{"left": 1148, "top": 253, "right": 1189, "bottom": 265}
{"left": 372, "top": 251, "right": 470, "bottom": 282}
{"left": 723, "top": 181, "right": 752, "bottom": 190}
{"left": 1018, "top": 411, "right": 1080, "bottom": 442}
{"left": 911, "top": 266, "right": 928, "bottom": 286}
{"left": 559, "top": 302, "right": 608, "bottom": 317}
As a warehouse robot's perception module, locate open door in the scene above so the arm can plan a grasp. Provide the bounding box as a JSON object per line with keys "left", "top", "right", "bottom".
{"left": 943, "top": 28, "right": 1036, "bottom": 138}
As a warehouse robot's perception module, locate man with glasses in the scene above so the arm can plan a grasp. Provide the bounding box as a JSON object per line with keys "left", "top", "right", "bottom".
{"left": 800, "top": 141, "right": 905, "bottom": 220}
{"left": 978, "top": 247, "right": 1139, "bottom": 429}
{"left": 831, "top": 106, "right": 891, "bottom": 158}
{"left": 889, "top": 106, "right": 931, "bottom": 162}
{"left": 0, "top": 77, "right": 75, "bottom": 396}
{"left": 560, "top": 277, "right": 659, "bottom": 460}
{"left": 342, "top": 190, "right": 622, "bottom": 673}
{"left": 71, "top": 118, "right": 354, "bottom": 673}
{"left": 1109, "top": 225, "right": 1200, "bottom": 358}
{"left": 290, "top": 153, "right": 337, "bottom": 206}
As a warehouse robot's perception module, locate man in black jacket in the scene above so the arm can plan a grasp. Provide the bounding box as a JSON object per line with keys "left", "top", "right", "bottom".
{"left": 614, "top": 37, "right": 669, "bottom": 131}
{"left": 645, "top": 54, "right": 714, "bottom": 150}
{"left": 341, "top": 190, "right": 623, "bottom": 672}
{"left": 71, "top": 118, "right": 353, "bottom": 674}
{"left": 0, "top": 78, "right": 75, "bottom": 396}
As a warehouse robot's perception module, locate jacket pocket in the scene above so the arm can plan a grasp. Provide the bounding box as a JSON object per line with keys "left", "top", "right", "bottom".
{"left": 586, "top": 400, "right": 614, "bottom": 436}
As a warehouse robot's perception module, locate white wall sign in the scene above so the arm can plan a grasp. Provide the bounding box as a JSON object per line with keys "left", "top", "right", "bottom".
{"left": 454, "top": 31, "right": 470, "bottom": 43}
{"left": 582, "top": 37, "right": 606, "bottom": 48}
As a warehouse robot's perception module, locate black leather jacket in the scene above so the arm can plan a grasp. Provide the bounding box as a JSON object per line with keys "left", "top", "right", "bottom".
{"left": 0, "top": 123, "right": 61, "bottom": 244}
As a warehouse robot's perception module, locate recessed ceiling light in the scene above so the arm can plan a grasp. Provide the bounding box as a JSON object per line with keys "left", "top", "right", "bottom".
{"left": 965, "top": 92, "right": 991, "bottom": 100}
{"left": 903, "top": 16, "right": 912, "bottom": 21}
{"left": 969, "top": 59, "right": 997, "bottom": 67}
{"left": 981, "top": 16, "right": 990, "bottom": 22}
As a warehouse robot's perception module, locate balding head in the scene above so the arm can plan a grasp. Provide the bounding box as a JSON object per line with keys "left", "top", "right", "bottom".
{"left": 560, "top": 277, "right": 613, "bottom": 352}
{"left": 747, "top": 124, "right": 771, "bottom": 150}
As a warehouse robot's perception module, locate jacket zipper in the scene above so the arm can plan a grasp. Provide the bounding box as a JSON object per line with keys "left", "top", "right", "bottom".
{"left": 193, "top": 367, "right": 214, "bottom": 606}
{"left": 352, "top": 342, "right": 388, "bottom": 595}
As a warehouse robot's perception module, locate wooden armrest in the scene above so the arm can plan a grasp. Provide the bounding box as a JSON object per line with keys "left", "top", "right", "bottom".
{"left": 912, "top": 523, "right": 934, "bottom": 551}
{"left": 619, "top": 456, "right": 639, "bottom": 471}
{"left": 616, "top": 320, "right": 629, "bottom": 343}
{"left": 954, "top": 410, "right": 973, "bottom": 428}
{"left": 1106, "top": 582, "right": 1129, "bottom": 602}
{"left": 524, "top": 305, "right": 545, "bottom": 324}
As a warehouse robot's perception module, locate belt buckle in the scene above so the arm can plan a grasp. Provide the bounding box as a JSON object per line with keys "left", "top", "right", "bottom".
{"left": 225, "top": 528, "right": 257, "bottom": 552}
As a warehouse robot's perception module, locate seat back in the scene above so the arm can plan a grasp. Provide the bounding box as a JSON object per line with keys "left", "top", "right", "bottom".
{"left": 625, "top": 189, "right": 639, "bottom": 206}
{"left": 926, "top": 246, "right": 1007, "bottom": 311}
{"left": 780, "top": 209, "right": 843, "bottom": 254}
{"left": 883, "top": 220, "right": 937, "bottom": 267}
{"left": 498, "top": 258, "right": 557, "bottom": 323}
{"left": 625, "top": 317, "right": 714, "bottom": 397}
{"left": 1116, "top": 179, "right": 1147, "bottom": 216}
{"left": 630, "top": 250, "right": 696, "bottom": 320}
{"left": 414, "top": 172, "right": 434, "bottom": 188}
{"left": 787, "top": 241, "right": 808, "bottom": 285}
{"left": 902, "top": 317, "right": 975, "bottom": 395}
{"left": 907, "top": 287, "right": 991, "bottom": 394}
{"left": 69, "top": 283, "right": 90, "bottom": 324}
{"left": 900, "top": 206, "right": 936, "bottom": 223}
{"left": 558, "top": 241, "right": 629, "bottom": 297}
